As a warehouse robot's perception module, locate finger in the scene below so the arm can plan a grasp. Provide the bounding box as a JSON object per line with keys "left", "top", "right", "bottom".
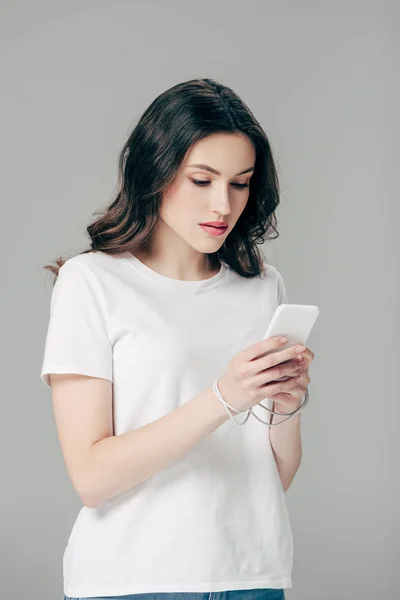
{"left": 296, "top": 350, "right": 313, "bottom": 368}
{"left": 245, "top": 335, "right": 288, "bottom": 362}
{"left": 258, "top": 373, "right": 302, "bottom": 396}
{"left": 258, "top": 343, "right": 307, "bottom": 371}
{"left": 295, "top": 365, "right": 309, "bottom": 376}
{"left": 295, "top": 373, "right": 310, "bottom": 387}
{"left": 273, "top": 356, "right": 307, "bottom": 379}
{"left": 303, "top": 348, "right": 314, "bottom": 363}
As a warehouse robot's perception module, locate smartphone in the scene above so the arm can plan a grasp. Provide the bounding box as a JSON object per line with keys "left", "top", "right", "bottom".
{"left": 261, "top": 303, "right": 320, "bottom": 380}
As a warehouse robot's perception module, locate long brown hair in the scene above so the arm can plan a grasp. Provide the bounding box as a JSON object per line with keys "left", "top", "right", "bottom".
{"left": 43, "top": 77, "right": 281, "bottom": 283}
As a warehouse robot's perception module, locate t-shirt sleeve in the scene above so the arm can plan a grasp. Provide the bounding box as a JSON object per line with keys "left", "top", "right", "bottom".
{"left": 40, "top": 259, "right": 113, "bottom": 388}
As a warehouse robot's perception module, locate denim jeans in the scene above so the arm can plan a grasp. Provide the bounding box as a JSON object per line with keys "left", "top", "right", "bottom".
{"left": 64, "top": 588, "right": 285, "bottom": 600}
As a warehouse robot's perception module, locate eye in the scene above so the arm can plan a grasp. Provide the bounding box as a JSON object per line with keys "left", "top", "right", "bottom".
{"left": 231, "top": 182, "right": 249, "bottom": 189}
{"left": 191, "top": 179, "right": 249, "bottom": 190}
{"left": 191, "top": 179, "right": 210, "bottom": 186}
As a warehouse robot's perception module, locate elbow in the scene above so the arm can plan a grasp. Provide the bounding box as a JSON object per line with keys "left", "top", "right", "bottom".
{"left": 83, "top": 496, "right": 100, "bottom": 509}
{"left": 78, "top": 484, "right": 101, "bottom": 508}
{"left": 77, "top": 472, "right": 103, "bottom": 507}
{"left": 73, "top": 467, "right": 102, "bottom": 508}
{"left": 74, "top": 446, "right": 106, "bottom": 508}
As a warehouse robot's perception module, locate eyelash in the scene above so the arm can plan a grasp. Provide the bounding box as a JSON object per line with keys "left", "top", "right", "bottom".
{"left": 191, "top": 179, "right": 249, "bottom": 190}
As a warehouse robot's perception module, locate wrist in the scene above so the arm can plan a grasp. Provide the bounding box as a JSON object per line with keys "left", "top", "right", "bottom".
{"left": 272, "top": 399, "right": 303, "bottom": 416}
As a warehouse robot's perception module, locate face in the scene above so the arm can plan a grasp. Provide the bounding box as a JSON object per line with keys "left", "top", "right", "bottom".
{"left": 159, "top": 132, "right": 256, "bottom": 255}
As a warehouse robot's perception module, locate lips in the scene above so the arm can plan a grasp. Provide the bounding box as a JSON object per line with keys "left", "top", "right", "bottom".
{"left": 199, "top": 224, "right": 228, "bottom": 236}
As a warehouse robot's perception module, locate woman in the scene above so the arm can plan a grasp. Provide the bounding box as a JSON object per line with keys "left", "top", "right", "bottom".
{"left": 40, "top": 77, "right": 313, "bottom": 600}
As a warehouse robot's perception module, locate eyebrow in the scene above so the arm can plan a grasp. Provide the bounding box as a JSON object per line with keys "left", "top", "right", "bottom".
{"left": 186, "top": 164, "right": 255, "bottom": 176}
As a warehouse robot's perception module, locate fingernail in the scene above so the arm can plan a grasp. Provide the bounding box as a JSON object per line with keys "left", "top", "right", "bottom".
{"left": 295, "top": 345, "right": 306, "bottom": 353}
{"left": 280, "top": 337, "right": 288, "bottom": 343}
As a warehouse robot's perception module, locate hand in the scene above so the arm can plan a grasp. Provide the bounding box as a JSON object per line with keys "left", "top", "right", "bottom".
{"left": 217, "top": 335, "right": 314, "bottom": 413}
{"left": 269, "top": 346, "right": 314, "bottom": 415}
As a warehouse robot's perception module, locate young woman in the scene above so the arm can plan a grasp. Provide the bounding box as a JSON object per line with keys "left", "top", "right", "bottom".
{"left": 40, "top": 77, "right": 314, "bottom": 600}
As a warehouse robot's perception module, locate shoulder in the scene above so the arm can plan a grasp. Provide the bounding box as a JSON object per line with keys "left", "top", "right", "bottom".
{"left": 260, "top": 260, "right": 284, "bottom": 284}
{"left": 58, "top": 250, "right": 124, "bottom": 282}
{"left": 55, "top": 251, "right": 131, "bottom": 309}
{"left": 227, "top": 260, "right": 284, "bottom": 296}
{"left": 60, "top": 250, "right": 107, "bottom": 273}
{"left": 49, "top": 253, "right": 115, "bottom": 317}
{"left": 54, "top": 252, "right": 112, "bottom": 301}
{"left": 261, "top": 260, "right": 287, "bottom": 303}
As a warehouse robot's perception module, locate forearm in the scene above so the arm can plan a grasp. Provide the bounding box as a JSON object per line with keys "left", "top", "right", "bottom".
{"left": 82, "top": 387, "right": 230, "bottom": 507}
{"left": 269, "top": 401, "right": 303, "bottom": 493}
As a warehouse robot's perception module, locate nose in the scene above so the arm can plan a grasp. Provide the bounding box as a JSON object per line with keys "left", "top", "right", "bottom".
{"left": 211, "top": 185, "right": 232, "bottom": 217}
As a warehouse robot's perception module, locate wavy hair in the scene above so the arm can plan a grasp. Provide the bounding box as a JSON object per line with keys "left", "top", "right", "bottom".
{"left": 43, "top": 77, "right": 281, "bottom": 283}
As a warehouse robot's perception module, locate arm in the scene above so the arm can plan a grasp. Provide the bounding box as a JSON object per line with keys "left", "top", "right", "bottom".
{"left": 269, "top": 400, "right": 303, "bottom": 493}
{"left": 51, "top": 373, "right": 230, "bottom": 508}
{"left": 269, "top": 268, "right": 304, "bottom": 492}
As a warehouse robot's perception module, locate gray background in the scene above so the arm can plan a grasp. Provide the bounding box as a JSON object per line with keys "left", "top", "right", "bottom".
{"left": 1, "top": 1, "right": 398, "bottom": 598}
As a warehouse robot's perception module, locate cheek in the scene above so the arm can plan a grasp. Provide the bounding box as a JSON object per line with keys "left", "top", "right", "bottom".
{"left": 162, "top": 181, "right": 198, "bottom": 216}
{"left": 160, "top": 189, "right": 195, "bottom": 230}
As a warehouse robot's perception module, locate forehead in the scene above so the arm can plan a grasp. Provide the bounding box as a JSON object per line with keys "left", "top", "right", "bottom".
{"left": 183, "top": 132, "right": 256, "bottom": 173}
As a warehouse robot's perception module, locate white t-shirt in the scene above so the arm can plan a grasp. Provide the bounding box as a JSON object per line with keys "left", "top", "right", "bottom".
{"left": 40, "top": 250, "right": 293, "bottom": 598}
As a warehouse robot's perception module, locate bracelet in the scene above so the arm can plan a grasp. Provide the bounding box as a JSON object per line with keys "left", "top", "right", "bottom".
{"left": 212, "top": 379, "right": 251, "bottom": 425}
{"left": 212, "top": 378, "right": 309, "bottom": 427}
